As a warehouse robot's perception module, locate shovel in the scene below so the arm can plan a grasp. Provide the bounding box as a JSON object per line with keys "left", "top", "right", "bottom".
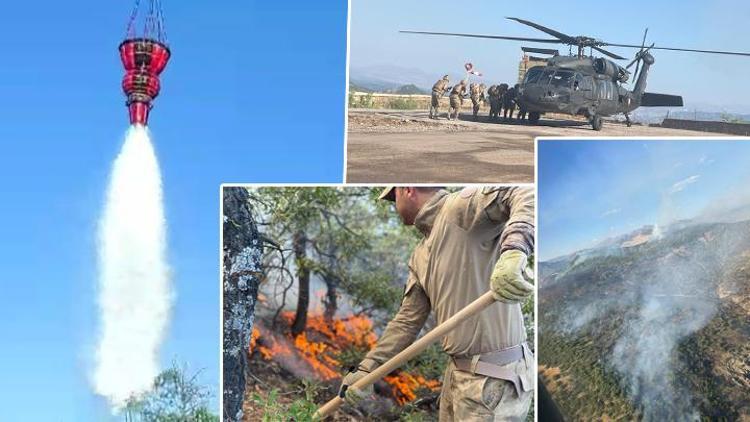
{"left": 313, "top": 291, "right": 497, "bottom": 420}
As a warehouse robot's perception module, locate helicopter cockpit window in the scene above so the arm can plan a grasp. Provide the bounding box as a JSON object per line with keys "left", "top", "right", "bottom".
{"left": 550, "top": 70, "right": 575, "bottom": 88}
{"left": 524, "top": 67, "right": 544, "bottom": 84}
{"left": 541, "top": 69, "right": 556, "bottom": 85}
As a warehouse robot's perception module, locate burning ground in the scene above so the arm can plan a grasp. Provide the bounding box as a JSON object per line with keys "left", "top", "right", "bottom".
{"left": 538, "top": 220, "right": 750, "bottom": 420}
{"left": 244, "top": 303, "right": 443, "bottom": 421}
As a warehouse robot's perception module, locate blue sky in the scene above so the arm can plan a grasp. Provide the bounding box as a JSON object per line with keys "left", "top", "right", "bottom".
{"left": 0, "top": 1, "right": 346, "bottom": 419}
{"left": 538, "top": 139, "right": 750, "bottom": 261}
{"left": 350, "top": 0, "right": 750, "bottom": 111}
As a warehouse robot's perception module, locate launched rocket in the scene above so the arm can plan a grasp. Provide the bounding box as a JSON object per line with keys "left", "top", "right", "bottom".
{"left": 120, "top": 0, "right": 171, "bottom": 126}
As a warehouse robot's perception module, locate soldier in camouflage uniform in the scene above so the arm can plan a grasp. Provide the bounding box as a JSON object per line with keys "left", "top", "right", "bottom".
{"left": 495, "top": 84, "right": 509, "bottom": 121}
{"left": 448, "top": 80, "right": 468, "bottom": 121}
{"left": 341, "top": 186, "right": 536, "bottom": 422}
{"left": 430, "top": 75, "right": 451, "bottom": 119}
{"left": 470, "top": 83, "right": 486, "bottom": 121}
{"left": 515, "top": 85, "right": 528, "bottom": 122}
{"left": 487, "top": 85, "right": 500, "bottom": 120}
{"left": 502, "top": 85, "right": 517, "bottom": 120}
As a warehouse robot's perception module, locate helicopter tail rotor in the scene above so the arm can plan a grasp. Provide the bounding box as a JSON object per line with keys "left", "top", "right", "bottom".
{"left": 635, "top": 28, "right": 648, "bottom": 78}
{"left": 625, "top": 28, "right": 653, "bottom": 82}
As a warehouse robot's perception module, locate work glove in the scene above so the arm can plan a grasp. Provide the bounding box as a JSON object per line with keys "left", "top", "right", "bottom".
{"left": 490, "top": 250, "right": 534, "bottom": 303}
{"left": 338, "top": 363, "right": 374, "bottom": 406}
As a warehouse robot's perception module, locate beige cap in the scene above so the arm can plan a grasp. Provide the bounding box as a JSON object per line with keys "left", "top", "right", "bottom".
{"left": 378, "top": 186, "right": 396, "bottom": 201}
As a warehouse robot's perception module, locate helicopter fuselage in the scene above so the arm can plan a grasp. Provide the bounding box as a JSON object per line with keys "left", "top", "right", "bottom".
{"left": 516, "top": 56, "right": 638, "bottom": 119}
{"left": 400, "top": 16, "right": 727, "bottom": 129}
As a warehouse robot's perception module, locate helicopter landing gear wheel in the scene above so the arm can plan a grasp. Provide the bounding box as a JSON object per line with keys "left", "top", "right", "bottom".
{"left": 528, "top": 111, "right": 540, "bottom": 124}
{"left": 591, "top": 115, "right": 603, "bottom": 131}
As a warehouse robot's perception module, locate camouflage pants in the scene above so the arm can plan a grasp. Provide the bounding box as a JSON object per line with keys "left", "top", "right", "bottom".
{"left": 430, "top": 92, "right": 441, "bottom": 118}
{"left": 471, "top": 97, "right": 481, "bottom": 118}
{"left": 431, "top": 92, "right": 441, "bottom": 107}
{"left": 502, "top": 102, "right": 515, "bottom": 119}
{"left": 489, "top": 98, "right": 501, "bottom": 119}
{"left": 438, "top": 356, "right": 534, "bottom": 421}
{"left": 449, "top": 95, "right": 461, "bottom": 119}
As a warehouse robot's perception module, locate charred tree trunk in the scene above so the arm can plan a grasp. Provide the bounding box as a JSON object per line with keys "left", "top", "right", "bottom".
{"left": 222, "top": 187, "right": 263, "bottom": 422}
{"left": 322, "top": 273, "right": 338, "bottom": 323}
{"left": 291, "top": 231, "right": 310, "bottom": 336}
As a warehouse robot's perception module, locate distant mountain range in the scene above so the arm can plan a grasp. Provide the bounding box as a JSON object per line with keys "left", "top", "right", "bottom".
{"left": 349, "top": 81, "right": 428, "bottom": 95}
{"left": 349, "top": 64, "right": 441, "bottom": 93}
{"left": 350, "top": 64, "right": 490, "bottom": 95}
{"left": 630, "top": 108, "right": 750, "bottom": 124}
{"left": 351, "top": 64, "right": 750, "bottom": 123}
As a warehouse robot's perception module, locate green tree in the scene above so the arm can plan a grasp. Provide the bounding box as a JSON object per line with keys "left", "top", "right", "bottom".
{"left": 123, "top": 363, "right": 218, "bottom": 421}
{"left": 249, "top": 187, "right": 412, "bottom": 333}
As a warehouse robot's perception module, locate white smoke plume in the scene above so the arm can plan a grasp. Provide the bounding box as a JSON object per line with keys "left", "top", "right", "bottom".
{"left": 94, "top": 125, "right": 172, "bottom": 409}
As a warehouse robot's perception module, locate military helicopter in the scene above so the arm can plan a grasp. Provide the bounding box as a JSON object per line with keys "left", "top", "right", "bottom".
{"left": 402, "top": 18, "right": 750, "bottom": 130}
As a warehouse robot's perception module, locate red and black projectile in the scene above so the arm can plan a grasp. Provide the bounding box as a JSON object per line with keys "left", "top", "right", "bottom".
{"left": 120, "top": 0, "right": 170, "bottom": 126}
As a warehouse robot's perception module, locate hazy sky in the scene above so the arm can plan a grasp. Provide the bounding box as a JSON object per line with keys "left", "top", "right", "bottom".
{"left": 538, "top": 139, "right": 750, "bottom": 261}
{"left": 0, "top": 1, "right": 346, "bottom": 420}
{"left": 350, "top": 0, "right": 750, "bottom": 111}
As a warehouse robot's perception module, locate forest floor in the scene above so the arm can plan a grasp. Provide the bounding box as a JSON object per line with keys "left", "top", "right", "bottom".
{"left": 242, "top": 350, "right": 440, "bottom": 422}
{"left": 241, "top": 311, "right": 442, "bottom": 422}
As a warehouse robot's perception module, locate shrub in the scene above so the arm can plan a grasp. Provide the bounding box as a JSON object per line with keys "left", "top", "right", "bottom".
{"left": 387, "top": 97, "right": 419, "bottom": 110}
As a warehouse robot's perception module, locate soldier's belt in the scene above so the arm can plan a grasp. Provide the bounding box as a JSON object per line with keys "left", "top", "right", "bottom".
{"left": 451, "top": 342, "right": 529, "bottom": 396}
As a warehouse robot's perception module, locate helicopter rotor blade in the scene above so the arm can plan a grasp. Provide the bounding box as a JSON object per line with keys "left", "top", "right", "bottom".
{"left": 592, "top": 46, "right": 626, "bottom": 60}
{"left": 505, "top": 17, "right": 573, "bottom": 43}
{"left": 602, "top": 42, "right": 750, "bottom": 57}
{"left": 399, "top": 30, "right": 563, "bottom": 44}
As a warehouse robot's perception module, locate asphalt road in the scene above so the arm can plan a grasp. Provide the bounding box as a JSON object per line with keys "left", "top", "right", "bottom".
{"left": 346, "top": 110, "right": 723, "bottom": 183}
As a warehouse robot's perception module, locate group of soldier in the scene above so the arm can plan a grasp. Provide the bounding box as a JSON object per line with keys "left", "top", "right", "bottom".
{"left": 429, "top": 75, "right": 529, "bottom": 123}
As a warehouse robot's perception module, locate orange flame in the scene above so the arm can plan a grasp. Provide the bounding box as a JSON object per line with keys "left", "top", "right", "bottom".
{"left": 249, "top": 327, "right": 260, "bottom": 352}
{"left": 384, "top": 372, "right": 442, "bottom": 405}
{"left": 250, "top": 309, "right": 441, "bottom": 405}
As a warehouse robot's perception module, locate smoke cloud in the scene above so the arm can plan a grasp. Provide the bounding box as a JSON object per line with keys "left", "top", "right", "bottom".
{"left": 554, "top": 221, "right": 747, "bottom": 419}
{"left": 94, "top": 125, "right": 172, "bottom": 409}
{"left": 610, "top": 252, "right": 718, "bottom": 420}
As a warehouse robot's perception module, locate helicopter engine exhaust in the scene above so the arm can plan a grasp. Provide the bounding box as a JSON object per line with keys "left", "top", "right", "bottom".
{"left": 593, "top": 58, "right": 629, "bottom": 83}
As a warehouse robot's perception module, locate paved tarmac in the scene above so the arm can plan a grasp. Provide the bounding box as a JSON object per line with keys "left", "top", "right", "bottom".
{"left": 346, "top": 110, "right": 722, "bottom": 183}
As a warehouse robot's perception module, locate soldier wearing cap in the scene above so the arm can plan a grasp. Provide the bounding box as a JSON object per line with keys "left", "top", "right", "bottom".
{"left": 430, "top": 75, "right": 451, "bottom": 119}
{"left": 448, "top": 80, "right": 468, "bottom": 121}
{"left": 487, "top": 85, "right": 500, "bottom": 121}
{"left": 340, "top": 186, "right": 535, "bottom": 421}
{"left": 470, "top": 83, "right": 487, "bottom": 122}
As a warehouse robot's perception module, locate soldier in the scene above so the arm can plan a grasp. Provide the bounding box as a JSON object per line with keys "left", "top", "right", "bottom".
{"left": 503, "top": 84, "right": 517, "bottom": 120}
{"left": 496, "top": 83, "right": 509, "bottom": 121}
{"left": 517, "top": 105, "right": 528, "bottom": 122}
{"left": 341, "top": 186, "right": 535, "bottom": 421}
{"left": 487, "top": 85, "right": 499, "bottom": 120}
{"left": 515, "top": 85, "right": 528, "bottom": 122}
{"left": 430, "top": 75, "right": 451, "bottom": 119}
{"left": 469, "top": 83, "right": 486, "bottom": 121}
{"left": 448, "top": 80, "right": 468, "bottom": 121}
